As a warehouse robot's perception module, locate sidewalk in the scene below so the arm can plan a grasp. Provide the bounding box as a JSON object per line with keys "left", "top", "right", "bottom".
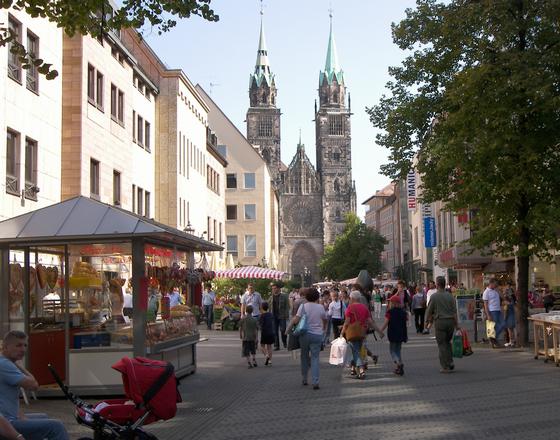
{"left": 29, "top": 326, "right": 560, "bottom": 440}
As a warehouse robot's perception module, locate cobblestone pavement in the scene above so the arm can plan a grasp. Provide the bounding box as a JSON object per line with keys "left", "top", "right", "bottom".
{"left": 29, "top": 326, "right": 560, "bottom": 440}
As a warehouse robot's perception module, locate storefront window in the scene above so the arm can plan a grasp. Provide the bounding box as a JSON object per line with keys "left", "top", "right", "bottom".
{"left": 144, "top": 244, "right": 198, "bottom": 349}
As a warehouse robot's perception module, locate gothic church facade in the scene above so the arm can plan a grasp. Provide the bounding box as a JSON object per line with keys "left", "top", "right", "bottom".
{"left": 246, "top": 17, "right": 356, "bottom": 282}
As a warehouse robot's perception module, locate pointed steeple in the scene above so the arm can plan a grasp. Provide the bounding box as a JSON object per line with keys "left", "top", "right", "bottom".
{"left": 250, "top": 8, "right": 275, "bottom": 88}
{"left": 320, "top": 11, "right": 344, "bottom": 86}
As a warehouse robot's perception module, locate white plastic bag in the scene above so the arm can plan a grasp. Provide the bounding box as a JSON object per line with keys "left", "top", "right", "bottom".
{"left": 329, "top": 337, "right": 348, "bottom": 366}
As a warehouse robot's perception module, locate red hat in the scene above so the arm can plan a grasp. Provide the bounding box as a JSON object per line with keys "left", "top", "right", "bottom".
{"left": 389, "top": 295, "right": 401, "bottom": 304}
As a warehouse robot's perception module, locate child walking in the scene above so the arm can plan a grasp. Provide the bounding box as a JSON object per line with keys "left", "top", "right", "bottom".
{"left": 240, "top": 305, "right": 258, "bottom": 368}
{"left": 380, "top": 294, "right": 408, "bottom": 375}
{"left": 259, "top": 302, "right": 275, "bottom": 365}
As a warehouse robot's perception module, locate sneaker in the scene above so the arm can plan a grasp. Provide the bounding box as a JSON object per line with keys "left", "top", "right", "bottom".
{"left": 312, "top": 384, "right": 320, "bottom": 390}
{"left": 302, "top": 380, "right": 308, "bottom": 386}
{"left": 265, "top": 357, "right": 270, "bottom": 366}
{"left": 449, "top": 364, "right": 455, "bottom": 371}
{"left": 252, "top": 361, "right": 258, "bottom": 367}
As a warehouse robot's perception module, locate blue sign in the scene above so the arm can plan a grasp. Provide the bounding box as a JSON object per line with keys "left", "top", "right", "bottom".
{"left": 424, "top": 217, "right": 437, "bottom": 248}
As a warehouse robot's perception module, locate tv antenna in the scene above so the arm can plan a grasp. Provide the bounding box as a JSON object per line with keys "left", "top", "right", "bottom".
{"left": 209, "top": 82, "right": 220, "bottom": 95}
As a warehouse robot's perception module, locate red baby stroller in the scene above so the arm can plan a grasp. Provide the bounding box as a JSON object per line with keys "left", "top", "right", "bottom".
{"left": 48, "top": 357, "right": 181, "bottom": 440}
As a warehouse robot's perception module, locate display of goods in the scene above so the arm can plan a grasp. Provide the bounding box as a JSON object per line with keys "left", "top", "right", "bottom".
{"left": 9, "top": 263, "right": 22, "bottom": 289}
{"left": 170, "top": 310, "right": 187, "bottom": 318}
{"left": 70, "top": 261, "right": 101, "bottom": 288}
{"left": 36, "top": 264, "right": 48, "bottom": 289}
{"left": 29, "top": 266, "right": 36, "bottom": 291}
{"left": 171, "top": 305, "right": 191, "bottom": 312}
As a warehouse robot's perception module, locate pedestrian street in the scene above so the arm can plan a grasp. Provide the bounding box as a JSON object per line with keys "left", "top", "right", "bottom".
{"left": 30, "top": 327, "right": 560, "bottom": 440}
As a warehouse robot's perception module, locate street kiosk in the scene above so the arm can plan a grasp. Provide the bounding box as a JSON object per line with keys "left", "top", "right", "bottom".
{"left": 0, "top": 196, "right": 221, "bottom": 395}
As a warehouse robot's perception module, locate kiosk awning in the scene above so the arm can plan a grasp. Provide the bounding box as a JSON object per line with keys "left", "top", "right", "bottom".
{"left": 0, "top": 196, "right": 222, "bottom": 252}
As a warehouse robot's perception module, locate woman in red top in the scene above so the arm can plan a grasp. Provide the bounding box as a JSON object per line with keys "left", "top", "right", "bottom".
{"left": 342, "top": 291, "right": 384, "bottom": 379}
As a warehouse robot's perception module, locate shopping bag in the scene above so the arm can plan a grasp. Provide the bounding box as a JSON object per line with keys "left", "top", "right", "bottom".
{"left": 461, "top": 329, "right": 473, "bottom": 356}
{"left": 486, "top": 320, "right": 496, "bottom": 339}
{"left": 329, "top": 337, "right": 348, "bottom": 366}
{"left": 452, "top": 330, "right": 463, "bottom": 358}
{"left": 287, "top": 332, "right": 300, "bottom": 351}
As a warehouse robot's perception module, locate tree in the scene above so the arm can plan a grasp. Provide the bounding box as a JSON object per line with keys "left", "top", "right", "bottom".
{"left": 1, "top": 0, "right": 219, "bottom": 78}
{"left": 367, "top": 0, "right": 560, "bottom": 346}
{"left": 319, "top": 213, "right": 386, "bottom": 281}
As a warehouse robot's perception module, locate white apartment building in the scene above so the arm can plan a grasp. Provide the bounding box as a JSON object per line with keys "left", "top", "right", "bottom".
{"left": 0, "top": 9, "right": 62, "bottom": 220}
{"left": 119, "top": 31, "right": 226, "bottom": 244}
{"left": 196, "top": 85, "right": 280, "bottom": 268}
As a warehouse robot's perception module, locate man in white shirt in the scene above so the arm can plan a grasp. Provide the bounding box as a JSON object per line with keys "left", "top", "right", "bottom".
{"left": 426, "top": 281, "right": 437, "bottom": 306}
{"left": 201, "top": 284, "right": 216, "bottom": 330}
{"left": 240, "top": 283, "right": 263, "bottom": 319}
{"left": 483, "top": 278, "right": 505, "bottom": 348}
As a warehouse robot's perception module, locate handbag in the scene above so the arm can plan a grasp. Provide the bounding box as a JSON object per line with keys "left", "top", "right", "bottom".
{"left": 461, "top": 329, "right": 473, "bottom": 356}
{"left": 452, "top": 329, "right": 463, "bottom": 358}
{"left": 346, "top": 310, "right": 365, "bottom": 342}
{"left": 486, "top": 320, "right": 496, "bottom": 339}
{"left": 287, "top": 332, "right": 300, "bottom": 351}
{"left": 292, "top": 303, "right": 308, "bottom": 337}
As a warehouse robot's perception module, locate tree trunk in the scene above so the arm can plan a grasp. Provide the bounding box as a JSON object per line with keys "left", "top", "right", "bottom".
{"left": 516, "top": 223, "right": 531, "bottom": 347}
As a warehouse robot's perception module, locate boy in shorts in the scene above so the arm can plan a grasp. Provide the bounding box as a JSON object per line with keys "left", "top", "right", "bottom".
{"left": 240, "top": 305, "right": 258, "bottom": 368}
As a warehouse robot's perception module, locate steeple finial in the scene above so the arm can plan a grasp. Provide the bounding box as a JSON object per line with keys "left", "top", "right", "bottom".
{"left": 299, "top": 128, "right": 302, "bottom": 145}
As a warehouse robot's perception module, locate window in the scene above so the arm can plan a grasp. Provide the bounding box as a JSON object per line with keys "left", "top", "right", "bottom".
{"left": 87, "top": 64, "right": 95, "bottom": 102}
{"left": 258, "top": 115, "right": 273, "bottom": 137}
{"left": 132, "top": 110, "right": 136, "bottom": 142}
{"left": 226, "top": 205, "right": 237, "bottom": 220}
{"left": 111, "top": 84, "right": 117, "bottom": 118}
{"left": 6, "top": 130, "right": 20, "bottom": 195}
{"left": 113, "top": 170, "right": 121, "bottom": 205}
{"left": 328, "top": 115, "right": 345, "bottom": 136}
{"left": 145, "top": 191, "right": 150, "bottom": 217}
{"left": 244, "top": 173, "right": 256, "bottom": 189}
{"left": 244, "top": 204, "right": 256, "bottom": 221}
{"left": 96, "top": 71, "right": 104, "bottom": 109}
{"left": 414, "top": 227, "right": 419, "bottom": 257}
{"left": 90, "top": 159, "right": 100, "bottom": 198}
{"left": 26, "top": 32, "right": 39, "bottom": 92}
{"left": 144, "top": 121, "right": 151, "bottom": 151}
{"left": 24, "top": 138, "right": 38, "bottom": 199}
{"left": 137, "top": 187, "right": 144, "bottom": 215}
{"left": 226, "top": 173, "right": 237, "bottom": 189}
{"left": 244, "top": 235, "right": 257, "bottom": 257}
{"left": 227, "top": 235, "right": 238, "bottom": 257}
{"left": 217, "top": 145, "right": 227, "bottom": 158}
{"left": 137, "top": 115, "right": 144, "bottom": 146}
{"left": 333, "top": 149, "right": 341, "bottom": 162}
{"left": 7, "top": 16, "right": 21, "bottom": 82}
{"left": 118, "top": 90, "right": 124, "bottom": 124}
{"left": 132, "top": 184, "right": 136, "bottom": 213}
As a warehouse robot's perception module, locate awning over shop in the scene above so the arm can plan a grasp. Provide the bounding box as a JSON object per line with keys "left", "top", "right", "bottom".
{"left": 0, "top": 196, "right": 222, "bottom": 252}
{"left": 483, "top": 260, "right": 514, "bottom": 273}
{"left": 215, "top": 266, "right": 285, "bottom": 280}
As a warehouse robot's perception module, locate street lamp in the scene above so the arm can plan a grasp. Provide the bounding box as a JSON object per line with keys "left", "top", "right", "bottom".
{"left": 183, "top": 221, "right": 194, "bottom": 234}
{"left": 302, "top": 266, "right": 310, "bottom": 287}
{"left": 261, "top": 257, "right": 268, "bottom": 268}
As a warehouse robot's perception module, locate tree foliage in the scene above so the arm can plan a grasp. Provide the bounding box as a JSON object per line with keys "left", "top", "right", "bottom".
{"left": 1, "top": 0, "right": 219, "bottom": 78}
{"left": 367, "top": 0, "right": 560, "bottom": 345}
{"left": 318, "top": 213, "right": 386, "bottom": 281}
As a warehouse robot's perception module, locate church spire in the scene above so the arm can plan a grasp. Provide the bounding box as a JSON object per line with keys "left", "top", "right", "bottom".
{"left": 251, "top": 6, "right": 274, "bottom": 88}
{"left": 320, "top": 10, "right": 344, "bottom": 86}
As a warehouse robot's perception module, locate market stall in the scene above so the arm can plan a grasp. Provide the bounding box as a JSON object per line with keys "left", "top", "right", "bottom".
{"left": 529, "top": 312, "right": 560, "bottom": 366}
{"left": 214, "top": 266, "right": 286, "bottom": 280}
{"left": 0, "top": 196, "right": 221, "bottom": 395}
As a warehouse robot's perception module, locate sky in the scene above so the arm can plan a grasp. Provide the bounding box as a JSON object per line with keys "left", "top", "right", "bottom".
{"left": 144, "top": 0, "right": 418, "bottom": 218}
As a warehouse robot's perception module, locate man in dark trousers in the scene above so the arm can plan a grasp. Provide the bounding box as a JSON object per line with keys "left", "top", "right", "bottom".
{"left": 270, "top": 282, "right": 290, "bottom": 350}
{"left": 425, "top": 276, "right": 459, "bottom": 373}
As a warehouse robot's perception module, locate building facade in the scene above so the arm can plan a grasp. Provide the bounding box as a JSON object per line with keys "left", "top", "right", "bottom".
{"left": 246, "top": 16, "right": 356, "bottom": 281}
{"left": 1, "top": 9, "right": 63, "bottom": 220}
{"left": 197, "top": 85, "right": 279, "bottom": 268}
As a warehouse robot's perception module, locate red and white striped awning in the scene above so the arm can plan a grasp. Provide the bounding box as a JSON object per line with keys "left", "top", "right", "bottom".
{"left": 215, "top": 266, "right": 285, "bottom": 280}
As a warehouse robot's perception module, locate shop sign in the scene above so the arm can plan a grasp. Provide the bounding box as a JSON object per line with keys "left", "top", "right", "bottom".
{"left": 421, "top": 203, "right": 432, "bottom": 218}
{"left": 407, "top": 169, "right": 417, "bottom": 210}
{"left": 79, "top": 244, "right": 126, "bottom": 255}
{"left": 145, "top": 245, "right": 173, "bottom": 258}
{"left": 424, "top": 217, "right": 437, "bottom": 248}
{"left": 439, "top": 247, "right": 457, "bottom": 267}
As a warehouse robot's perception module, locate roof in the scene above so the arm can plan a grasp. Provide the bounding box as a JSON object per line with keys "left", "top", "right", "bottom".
{"left": 0, "top": 196, "right": 222, "bottom": 251}
{"left": 319, "top": 19, "right": 344, "bottom": 86}
{"left": 250, "top": 16, "right": 275, "bottom": 88}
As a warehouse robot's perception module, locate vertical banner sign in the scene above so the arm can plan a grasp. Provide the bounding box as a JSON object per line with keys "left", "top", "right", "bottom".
{"left": 422, "top": 203, "right": 436, "bottom": 248}
{"left": 407, "top": 169, "right": 417, "bottom": 210}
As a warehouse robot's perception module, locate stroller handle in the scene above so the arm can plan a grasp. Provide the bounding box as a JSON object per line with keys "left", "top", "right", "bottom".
{"left": 47, "top": 364, "right": 92, "bottom": 412}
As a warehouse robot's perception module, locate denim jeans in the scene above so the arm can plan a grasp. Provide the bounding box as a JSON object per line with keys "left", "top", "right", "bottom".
{"left": 349, "top": 339, "right": 365, "bottom": 368}
{"left": 389, "top": 341, "right": 403, "bottom": 365}
{"left": 323, "top": 319, "right": 332, "bottom": 344}
{"left": 300, "top": 332, "right": 323, "bottom": 385}
{"left": 12, "top": 414, "right": 69, "bottom": 440}
{"left": 489, "top": 310, "right": 506, "bottom": 340}
{"left": 203, "top": 304, "right": 214, "bottom": 329}
{"left": 273, "top": 316, "right": 287, "bottom": 348}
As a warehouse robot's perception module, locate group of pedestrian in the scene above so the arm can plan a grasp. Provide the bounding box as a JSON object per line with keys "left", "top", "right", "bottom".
{"left": 482, "top": 278, "right": 518, "bottom": 348}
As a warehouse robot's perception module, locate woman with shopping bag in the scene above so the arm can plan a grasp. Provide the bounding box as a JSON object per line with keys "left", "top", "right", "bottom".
{"left": 341, "top": 291, "right": 384, "bottom": 380}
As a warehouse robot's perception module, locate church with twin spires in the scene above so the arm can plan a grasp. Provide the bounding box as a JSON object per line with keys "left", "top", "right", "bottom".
{"left": 245, "top": 15, "right": 356, "bottom": 282}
